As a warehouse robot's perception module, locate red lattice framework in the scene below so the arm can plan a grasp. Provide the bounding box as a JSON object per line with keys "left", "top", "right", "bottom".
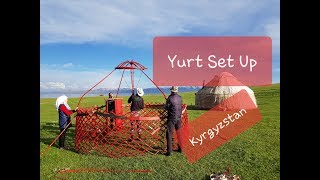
{"left": 74, "top": 60, "right": 189, "bottom": 157}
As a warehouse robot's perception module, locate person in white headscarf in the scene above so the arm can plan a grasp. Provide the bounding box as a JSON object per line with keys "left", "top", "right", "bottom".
{"left": 55, "top": 95, "right": 77, "bottom": 149}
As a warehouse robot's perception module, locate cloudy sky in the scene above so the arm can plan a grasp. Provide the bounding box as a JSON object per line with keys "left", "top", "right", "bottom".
{"left": 40, "top": 0, "right": 280, "bottom": 92}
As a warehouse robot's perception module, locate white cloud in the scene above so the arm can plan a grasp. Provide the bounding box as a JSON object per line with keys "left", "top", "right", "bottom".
{"left": 62, "top": 63, "right": 73, "bottom": 68}
{"left": 265, "top": 19, "right": 280, "bottom": 44}
{"left": 40, "top": 65, "right": 153, "bottom": 92}
{"left": 263, "top": 19, "right": 280, "bottom": 54}
{"left": 41, "top": 63, "right": 84, "bottom": 70}
{"left": 48, "top": 82, "right": 66, "bottom": 89}
{"left": 40, "top": 82, "right": 48, "bottom": 89}
{"left": 40, "top": 0, "right": 278, "bottom": 45}
{"left": 40, "top": 81, "right": 65, "bottom": 89}
{"left": 40, "top": 0, "right": 280, "bottom": 87}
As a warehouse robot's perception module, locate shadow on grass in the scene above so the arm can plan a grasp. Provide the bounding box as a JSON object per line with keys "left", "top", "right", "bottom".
{"left": 40, "top": 122, "right": 168, "bottom": 156}
{"left": 201, "top": 175, "right": 211, "bottom": 180}
{"left": 40, "top": 122, "right": 76, "bottom": 152}
{"left": 187, "top": 105, "right": 202, "bottom": 110}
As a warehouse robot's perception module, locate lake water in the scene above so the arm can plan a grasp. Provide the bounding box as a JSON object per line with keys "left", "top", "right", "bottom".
{"left": 40, "top": 88, "right": 200, "bottom": 98}
{"left": 40, "top": 92, "right": 157, "bottom": 98}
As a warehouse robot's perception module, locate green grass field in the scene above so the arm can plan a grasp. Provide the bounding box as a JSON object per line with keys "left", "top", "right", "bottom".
{"left": 40, "top": 84, "right": 280, "bottom": 179}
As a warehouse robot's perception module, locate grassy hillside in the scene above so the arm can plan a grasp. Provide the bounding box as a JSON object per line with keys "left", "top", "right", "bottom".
{"left": 40, "top": 83, "right": 280, "bottom": 179}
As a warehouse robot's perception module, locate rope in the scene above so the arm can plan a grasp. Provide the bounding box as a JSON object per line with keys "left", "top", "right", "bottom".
{"left": 116, "top": 69, "right": 125, "bottom": 98}
{"left": 40, "top": 116, "right": 74, "bottom": 158}
{"left": 122, "top": 71, "right": 131, "bottom": 90}
{"left": 54, "top": 168, "right": 153, "bottom": 179}
{"left": 130, "top": 69, "right": 134, "bottom": 94}
{"left": 40, "top": 95, "right": 79, "bottom": 158}
{"left": 139, "top": 69, "right": 167, "bottom": 99}
{"left": 136, "top": 70, "right": 142, "bottom": 88}
{"left": 57, "top": 168, "right": 153, "bottom": 174}
{"left": 40, "top": 103, "right": 104, "bottom": 158}
{"left": 42, "top": 70, "right": 127, "bottom": 157}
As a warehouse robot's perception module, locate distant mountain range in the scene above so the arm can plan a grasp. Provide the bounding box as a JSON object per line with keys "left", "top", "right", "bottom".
{"left": 40, "top": 86, "right": 202, "bottom": 96}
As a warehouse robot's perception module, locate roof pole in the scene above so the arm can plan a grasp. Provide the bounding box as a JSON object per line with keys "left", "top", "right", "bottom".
{"left": 116, "top": 69, "right": 125, "bottom": 98}
{"left": 130, "top": 62, "right": 134, "bottom": 94}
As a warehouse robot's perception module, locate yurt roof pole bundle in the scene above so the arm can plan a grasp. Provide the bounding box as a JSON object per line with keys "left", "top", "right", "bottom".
{"left": 77, "top": 60, "right": 167, "bottom": 107}
{"left": 115, "top": 60, "right": 139, "bottom": 95}
{"left": 114, "top": 60, "right": 167, "bottom": 99}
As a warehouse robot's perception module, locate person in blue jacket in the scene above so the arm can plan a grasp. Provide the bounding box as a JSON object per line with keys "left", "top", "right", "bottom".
{"left": 55, "top": 95, "right": 77, "bottom": 149}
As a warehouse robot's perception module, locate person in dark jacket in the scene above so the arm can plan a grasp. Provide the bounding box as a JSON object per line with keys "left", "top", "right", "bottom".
{"left": 55, "top": 95, "right": 77, "bottom": 149}
{"left": 128, "top": 88, "right": 144, "bottom": 141}
{"left": 164, "top": 86, "right": 182, "bottom": 156}
{"left": 107, "top": 92, "right": 115, "bottom": 112}
{"left": 106, "top": 92, "right": 115, "bottom": 129}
